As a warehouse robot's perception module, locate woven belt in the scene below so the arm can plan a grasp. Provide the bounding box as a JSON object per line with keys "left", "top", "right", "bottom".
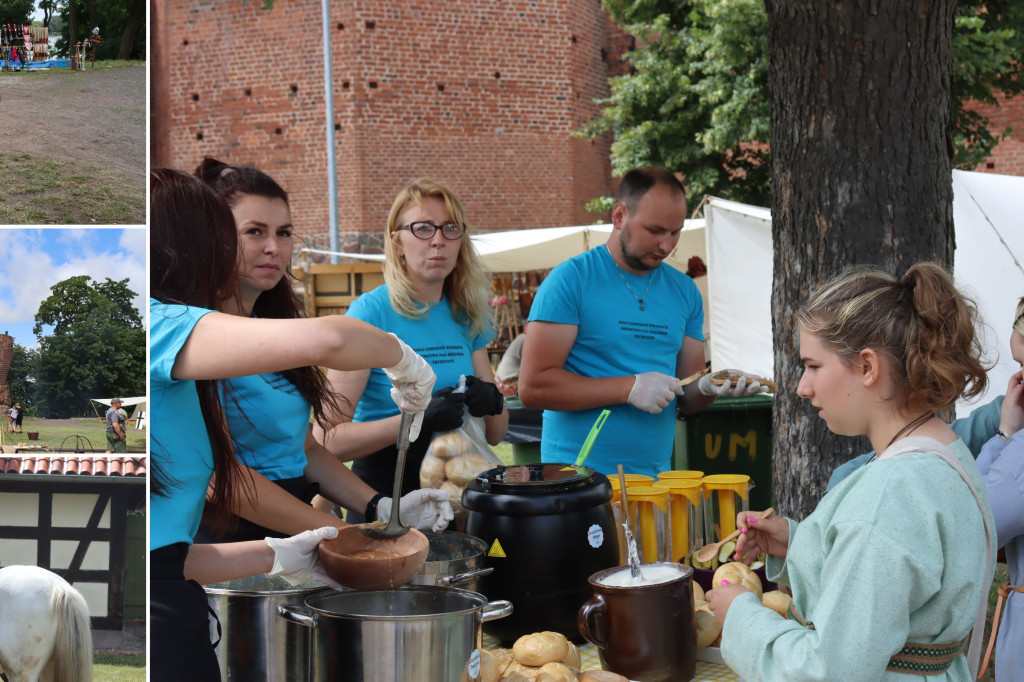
{"left": 789, "top": 601, "right": 968, "bottom": 676}
{"left": 977, "top": 582, "right": 1024, "bottom": 680}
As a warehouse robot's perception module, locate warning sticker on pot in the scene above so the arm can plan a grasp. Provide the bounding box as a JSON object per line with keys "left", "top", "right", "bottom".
{"left": 587, "top": 524, "right": 604, "bottom": 548}
{"left": 488, "top": 538, "right": 507, "bottom": 558}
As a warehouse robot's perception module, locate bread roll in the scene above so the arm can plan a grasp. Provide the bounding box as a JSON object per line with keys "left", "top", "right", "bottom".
{"left": 430, "top": 430, "right": 474, "bottom": 459}
{"left": 536, "top": 662, "right": 575, "bottom": 682}
{"left": 712, "top": 561, "right": 763, "bottom": 600}
{"left": 694, "top": 606, "right": 722, "bottom": 649}
{"left": 560, "top": 641, "right": 581, "bottom": 670}
{"left": 445, "top": 452, "right": 493, "bottom": 486}
{"left": 512, "top": 631, "right": 570, "bottom": 667}
{"left": 439, "top": 481, "right": 465, "bottom": 513}
{"left": 761, "top": 590, "right": 792, "bottom": 617}
{"left": 693, "top": 580, "right": 705, "bottom": 602}
{"left": 420, "top": 454, "right": 447, "bottom": 488}
{"left": 579, "top": 671, "right": 629, "bottom": 682}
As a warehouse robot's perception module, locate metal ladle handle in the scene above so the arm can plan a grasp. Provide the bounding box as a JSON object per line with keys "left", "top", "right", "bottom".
{"left": 382, "top": 411, "right": 414, "bottom": 535}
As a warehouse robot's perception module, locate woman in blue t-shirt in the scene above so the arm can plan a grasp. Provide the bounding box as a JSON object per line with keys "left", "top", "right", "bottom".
{"left": 150, "top": 169, "right": 436, "bottom": 681}
{"left": 191, "top": 158, "right": 452, "bottom": 543}
{"left": 313, "top": 178, "right": 509, "bottom": 519}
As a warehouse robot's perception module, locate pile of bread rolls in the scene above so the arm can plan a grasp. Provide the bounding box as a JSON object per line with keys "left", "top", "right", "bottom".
{"left": 693, "top": 561, "right": 793, "bottom": 650}
{"left": 474, "top": 631, "right": 628, "bottom": 682}
{"left": 420, "top": 431, "right": 495, "bottom": 514}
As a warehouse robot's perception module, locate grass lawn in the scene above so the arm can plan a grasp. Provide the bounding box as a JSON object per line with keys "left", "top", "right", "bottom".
{"left": 93, "top": 653, "right": 145, "bottom": 682}
{"left": 0, "top": 152, "right": 145, "bottom": 224}
{"left": 2, "top": 416, "right": 145, "bottom": 452}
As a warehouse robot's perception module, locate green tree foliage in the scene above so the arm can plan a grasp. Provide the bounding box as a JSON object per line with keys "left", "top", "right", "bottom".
{"left": 585, "top": 0, "right": 1024, "bottom": 206}
{"left": 7, "top": 344, "right": 39, "bottom": 416}
{"left": 0, "top": 0, "right": 35, "bottom": 27}
{"left": 33, "top": 276, "right": 145, "bottom": 418}
{"left": 53, "top": 0, "right": 145, "bottom": 60}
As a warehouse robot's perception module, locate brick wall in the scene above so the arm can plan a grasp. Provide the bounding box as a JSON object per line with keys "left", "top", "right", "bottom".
{"left": 154, "top": 0, "right": 630, "bottom": 250}
{"left": 970, "top": 94, "right": 1024, "bottom": 176}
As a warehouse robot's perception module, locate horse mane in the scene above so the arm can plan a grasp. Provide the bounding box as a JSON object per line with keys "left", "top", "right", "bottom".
{"left": 49, "top": 581, "right": 93, "bottom": 682}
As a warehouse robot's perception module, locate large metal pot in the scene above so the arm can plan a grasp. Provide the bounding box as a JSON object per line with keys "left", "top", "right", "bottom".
{"left": 413, "top": 530, "right": 493, "bottom": 591}
{"left": 205, "top": 574, "right": 329, "bottom": 681}
{"left": 279, "top": 585, "right": 513, "bottom": 682}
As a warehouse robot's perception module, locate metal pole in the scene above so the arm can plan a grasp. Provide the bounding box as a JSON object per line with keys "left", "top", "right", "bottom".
{"left": 322, "top": 0, "right": 339, "bottom": 263}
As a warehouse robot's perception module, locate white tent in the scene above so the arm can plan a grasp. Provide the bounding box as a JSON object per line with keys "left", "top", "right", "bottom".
{"left": 705, "top": 170, "right": 1024, "bottom": 418}
{"left": 91, "top": 397, "right": 148, "bottom": 429}
{"left": 330, "top": 220, "right": 708, "bottom": 274}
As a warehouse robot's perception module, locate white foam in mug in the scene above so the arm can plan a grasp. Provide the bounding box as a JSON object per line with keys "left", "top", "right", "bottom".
{"left": 597, "top": 563, "right": 684, "bottom": 588}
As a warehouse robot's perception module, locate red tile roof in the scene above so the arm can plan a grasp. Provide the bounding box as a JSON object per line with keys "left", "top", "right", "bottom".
{"left": 0, "top": 455, "right": 147, "bottom": 477}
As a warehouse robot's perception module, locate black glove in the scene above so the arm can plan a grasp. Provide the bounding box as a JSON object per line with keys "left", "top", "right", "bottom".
{"left": 421, "top": 387, "right": 466, "bottom": 433}
{"left": 463, "top": 376, "right": 505, "bottom": 417}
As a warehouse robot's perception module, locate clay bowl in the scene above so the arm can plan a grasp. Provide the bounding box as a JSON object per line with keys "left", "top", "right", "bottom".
{"left": 318, "top": 525, "right": 429, "bottom": 591}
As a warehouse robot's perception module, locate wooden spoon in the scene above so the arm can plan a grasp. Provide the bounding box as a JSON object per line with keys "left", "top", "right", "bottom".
{"left": 694, "top": 507, "right": 775, "bottom": 564}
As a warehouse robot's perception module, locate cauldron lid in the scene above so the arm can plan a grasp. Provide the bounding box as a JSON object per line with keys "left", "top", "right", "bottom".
{"left": 471, "top": 463, "right": 595, "bottom": 492}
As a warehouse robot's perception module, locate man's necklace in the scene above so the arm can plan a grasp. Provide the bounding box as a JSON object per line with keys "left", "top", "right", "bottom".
{"left": 616, "top": 267, "right": 653, "bottom": 311}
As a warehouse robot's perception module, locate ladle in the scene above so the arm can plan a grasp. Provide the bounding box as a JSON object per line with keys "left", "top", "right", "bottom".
{"left": 694, "top": 507, "right": 774, "bottom": 564}
{"left": 360, "top": 411, "right": 414, "bottom": 540}
{"left": 617, "top": 465, "right": 644, "bottom": 581}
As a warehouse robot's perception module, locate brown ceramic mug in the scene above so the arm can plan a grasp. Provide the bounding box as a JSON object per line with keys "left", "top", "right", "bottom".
{"left": 577, "top": 562, "right": 697, "bottom": 682}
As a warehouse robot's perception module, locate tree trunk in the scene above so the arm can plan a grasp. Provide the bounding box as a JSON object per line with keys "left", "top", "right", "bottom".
{"left": 68, "top": 0, "right": 77, "bottom": 55}
{"left": 118, "top": 0, "right": 143, "bottom": 60}
{"left": 765, "top": 0, "right": 957, "bottom": 520}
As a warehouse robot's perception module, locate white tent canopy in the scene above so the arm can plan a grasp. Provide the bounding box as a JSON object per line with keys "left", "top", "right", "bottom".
{"left": 327, "top": 220, "right": 708, "bottom": 274}
{"left": 91, "top": 397, "right": 147, "bottom": 408}
{"left": 705, "top": 170, "right": 1024, "bottom": 418}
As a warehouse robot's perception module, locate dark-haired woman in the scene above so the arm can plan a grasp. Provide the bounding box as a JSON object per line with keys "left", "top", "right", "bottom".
{"left": 192, "top": 158, "right": 452, "bottom": 543}
{"left": 150, "top": 168, "right": 436, "bottom": 681}
{"left": 707, "top": 263, "right": 996, "bottom": 681}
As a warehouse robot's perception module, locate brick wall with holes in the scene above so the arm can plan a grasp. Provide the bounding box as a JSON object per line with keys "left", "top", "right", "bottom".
{"left": 155, "top": 0, "right": 632, "bottom": 251}
{"left": 969, "top": 94, "right": 1024, "bottom": 176}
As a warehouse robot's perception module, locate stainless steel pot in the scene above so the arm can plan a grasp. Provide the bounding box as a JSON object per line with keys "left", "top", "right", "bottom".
{"left": 205, "top": 574, "right": 329, "bottom": 681}
{"left": 413, "top": 530, "right": 493, "bottom": 591}
{"left": 279, "top": 585, "right": 513, "bottom": 682}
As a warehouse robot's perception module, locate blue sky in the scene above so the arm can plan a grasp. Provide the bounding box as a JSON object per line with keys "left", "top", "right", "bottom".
{"left": 0, "top": 228, "right": 146, "bottom": 349}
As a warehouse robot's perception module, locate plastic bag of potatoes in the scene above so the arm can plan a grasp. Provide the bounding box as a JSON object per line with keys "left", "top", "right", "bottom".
{"left": 470, "top": 631, "right": 629, "bottom": 682}
{"left": 420, "top": 377, "right": 502, "bottom": 515}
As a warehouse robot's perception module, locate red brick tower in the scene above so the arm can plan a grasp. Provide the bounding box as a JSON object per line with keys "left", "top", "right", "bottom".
{"left": 152, "top": 0, "right": 627, "bottom": 251}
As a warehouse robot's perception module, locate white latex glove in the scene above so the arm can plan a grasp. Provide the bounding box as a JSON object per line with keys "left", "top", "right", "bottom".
{"left": 378, "top": 489, "right": 456, "bottom": 533}
{"left": 698, "top": 369, "right": 769, "bottom": 397}
{"left": 266, "top": 526, "right": 342, "bottom": 588}
{"left": 382, "top": 333, "right": 437, "bottom": 441}
{"left": 627, "top": 372, "right": 684, "bottom": 414}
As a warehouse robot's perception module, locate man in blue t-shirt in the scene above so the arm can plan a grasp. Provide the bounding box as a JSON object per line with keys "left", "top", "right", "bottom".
{"left": 519, "top": 167, "right": 767, "bottom": 477}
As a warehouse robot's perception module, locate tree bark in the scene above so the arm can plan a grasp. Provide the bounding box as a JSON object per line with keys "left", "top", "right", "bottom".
{"left": 118, "top": 0, "right": 143, "bottom": 60}
{"left": 765, "top": 0, "right": 957, "bottom": 520}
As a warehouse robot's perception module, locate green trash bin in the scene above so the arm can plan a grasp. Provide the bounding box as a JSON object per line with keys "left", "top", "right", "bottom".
{"left": 674, "top": 394, "right": 774, "bottom": 511}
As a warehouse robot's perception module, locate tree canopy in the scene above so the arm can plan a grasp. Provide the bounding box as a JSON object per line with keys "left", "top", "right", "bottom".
{"left": 52, "top": 0, "right": 146, "bottom": 60}
{"left": 0, "top": 1, "right": 35, "bottom": 27}
{"left": 585, "top": 0, "right": 1024, "bottom": 206}
{"left": 32, "top": 276, "right": 145, "bottom": 418}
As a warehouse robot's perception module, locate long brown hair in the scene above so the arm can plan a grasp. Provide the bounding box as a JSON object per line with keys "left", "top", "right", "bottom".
{"left": 194, "top": 157, "right": 347, "bottom": 428}
{"left": 797, "top": 262, "right": 989, "bottom": 411}
{"left": 149, "top": 168, "right": 251, "bottom": 528}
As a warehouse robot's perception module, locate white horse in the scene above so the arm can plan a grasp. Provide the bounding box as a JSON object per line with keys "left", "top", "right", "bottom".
{"left": 0, "top": 565, "right": 92, "bottom": 682}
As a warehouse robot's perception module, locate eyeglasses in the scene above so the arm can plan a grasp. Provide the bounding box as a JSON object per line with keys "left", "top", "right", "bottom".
{"left": 397, "top": 221, "right": 465, "bottom": 240}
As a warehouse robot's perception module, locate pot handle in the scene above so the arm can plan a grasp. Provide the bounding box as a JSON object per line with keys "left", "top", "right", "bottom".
{"left": 577, "top": 594, "right": 607, "bottom": 648}
{"left": 480, "top": 600, "right": 514, "bottom": 623}
{"left": 436, "top": 567, "right": 494, "bottom": 587}
{"left": 277, "top": 603, "right": 318, "bottom": 628}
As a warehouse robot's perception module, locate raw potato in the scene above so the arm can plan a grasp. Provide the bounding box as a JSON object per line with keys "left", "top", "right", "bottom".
{"left": 536, "top": 662, "right": 575, "bottom": 682}
{"left": 579, "top": 672, "right": 630, "bottom": 682}
{"left": 513, "top": 631, "right": 570, "bottom": 667}
{"left": 761, "top": 590, "right": 793, "bottom": 618}
{"left": 445, "top": 452, "right": 494, "bottom": 486}
{"left": 712, "top": 561, "right": 763, "bottom": 600}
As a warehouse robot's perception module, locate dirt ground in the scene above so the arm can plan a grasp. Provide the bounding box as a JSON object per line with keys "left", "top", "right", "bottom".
{"left": 0, "top": 64, "right": 145, "bottom": 181}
